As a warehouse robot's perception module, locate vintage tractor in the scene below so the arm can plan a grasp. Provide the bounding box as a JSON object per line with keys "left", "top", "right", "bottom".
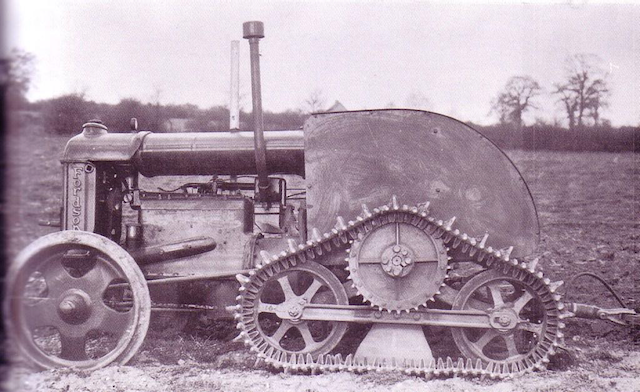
{"left": 4, "top": 21, "right": 637, "bottom": 377}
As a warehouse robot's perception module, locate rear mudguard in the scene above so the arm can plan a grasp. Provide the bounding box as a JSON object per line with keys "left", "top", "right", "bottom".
{"left": 303, "top": 109, "right": 539, "bottom": 260}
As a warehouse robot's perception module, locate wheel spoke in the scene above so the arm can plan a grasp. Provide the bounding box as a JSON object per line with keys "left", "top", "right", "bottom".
{"left": 81, "top": 261, "right": 120, "bottom": 297}
{"left": 41, "top": 260, "right": 75, "bottom": 298}
{"left": 475, "top": 329, "right": 498, "bottom": 350}
{"left": 296, "top": 323, "right": 318, "bottom": 350}
{"left": 98, "top": 303, "right": 134, "bottom": 335}
{"left": 503, "top": 334, "right": 520, "bottom": 358}
{"left": 487, "top": 283, "right": 505, "bottom": 307}
{"left": 277, "top": 276, "right": 296, "bottom": 300}
{"left": 60, "top": 334, "right": 88, "bottom": 361}
{"left": 302, "top": 279, "right": 324, "bottom": 302}
{"left": 518, "top": 322, "right": 544, "bottom": 335}
{"left": 465, "top": 297, "right": 492, "bottom": 311}
{"left": 257, "top": 300, "right": 277, "bottom": 313}
{"left": 357, "top": 258, "right": 382, "bottom": 264}
{"left": 22, "top": 298, "right": 58, "bottom": 330}
{"left": 512, "top": 291, "right": 534, "bottom": 313}
{"left": 270, "top": 320, "right": 292, "bottom": 343}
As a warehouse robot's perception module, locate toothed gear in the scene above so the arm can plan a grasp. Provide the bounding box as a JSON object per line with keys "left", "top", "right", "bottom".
{"left": 229, "top": 198, "right": 564, "bottom": 379}
{"left": 347, "top": 215, "right": 449, "bottom": 312}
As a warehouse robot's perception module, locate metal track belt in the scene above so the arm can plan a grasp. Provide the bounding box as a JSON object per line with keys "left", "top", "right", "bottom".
{"left": 228, "top": 198, "right": 568, "bottom": 379}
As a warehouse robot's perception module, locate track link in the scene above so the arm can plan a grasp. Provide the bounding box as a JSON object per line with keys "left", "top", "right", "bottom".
{"left": 229, "top": 198, "right": 568, "bottom": 379}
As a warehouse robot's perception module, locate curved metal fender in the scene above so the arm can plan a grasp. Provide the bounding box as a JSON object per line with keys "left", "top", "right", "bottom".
{"left": 303, "top": 109, "right": 539, "bottom": 258}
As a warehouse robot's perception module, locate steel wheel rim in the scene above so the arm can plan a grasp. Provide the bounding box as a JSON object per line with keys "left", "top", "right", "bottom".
{"left": 4, "top": 231, "right": 150, "bottom": 370}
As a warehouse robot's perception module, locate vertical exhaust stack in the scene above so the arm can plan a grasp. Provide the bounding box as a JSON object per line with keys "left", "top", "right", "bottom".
{"left": 229, "top": 40, "right": 240, "bottom": 131}
{"left": 243, "top": 21, "right": 269, "bottom": 201}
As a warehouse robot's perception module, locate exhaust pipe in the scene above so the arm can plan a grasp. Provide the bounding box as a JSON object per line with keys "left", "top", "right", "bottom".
{"left": 243, "top": 21, "right": 269, "bottom": 200}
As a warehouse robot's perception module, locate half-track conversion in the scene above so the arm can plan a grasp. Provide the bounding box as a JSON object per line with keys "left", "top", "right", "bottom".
{"left": 5, "top": 21, "right": 637, "bottom": 378}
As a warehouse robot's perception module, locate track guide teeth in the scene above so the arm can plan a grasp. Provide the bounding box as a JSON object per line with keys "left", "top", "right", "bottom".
{"left": 503, "top": 246, "right": 513, "bottom": 260}
{"left": 361, "top": 203, "right": 373, "bottom": 218}
{"left": 311, "top": 228, "right": 323, "bottom": 242}
{"left": 336, "top": 216, "right": 347, "bottom": 231}
{"left": 479, "top": 233, "right": 489, "bottom": 248}
{"left": 444, "top": 216, "right": 456, "bottom": 231}
{"left": 231, "top": 331, "right": 244, "bottom": 342}
{"left": 235, "top": 274, "right": 250, "bottom": 285}
{"left": 549, "top": 280, "right": 564, "bottom": 293}
{"left": 287, "top": 239, "right": 298, "bottom": 253}
{"left": 259, "top": 250, "right": 272, "bottom": 265}
{"left": 391, "top": 195, "right": 400, "bottom": 210}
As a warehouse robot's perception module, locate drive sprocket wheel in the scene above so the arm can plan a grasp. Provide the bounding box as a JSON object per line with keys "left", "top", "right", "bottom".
{"left": 238, "top": 261, "right": 348, "bottom": 359}
{"left": 450, "top": 267, "right": 561, "bottom": 372}
{"left": 348, "top": 218, "right": 449, "bottom": 312}
{"left": 4, "top": 231, "right": 151, "bottom": 370}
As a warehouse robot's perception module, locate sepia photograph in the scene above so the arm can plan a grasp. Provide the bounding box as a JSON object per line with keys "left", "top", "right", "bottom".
{"left": 2, "top": 1, "right": 639, "bottom": 391}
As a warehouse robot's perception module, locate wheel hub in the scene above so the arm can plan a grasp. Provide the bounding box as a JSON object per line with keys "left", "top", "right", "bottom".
{"left": 381, "top": 245, "right": 415, "bottom": 277}
{"left": 57, "top": 289, "right": 92, "bottom": 325}
{"left": 488, "top": 308, "right": 519, "bottom": 332}
{"left": 285, "top": 299, "right": 308, "bottom": 322}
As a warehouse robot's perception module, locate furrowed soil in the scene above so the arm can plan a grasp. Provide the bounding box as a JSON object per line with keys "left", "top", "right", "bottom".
{"left": 3, "top": 117, "right": 639, "bottom": 392}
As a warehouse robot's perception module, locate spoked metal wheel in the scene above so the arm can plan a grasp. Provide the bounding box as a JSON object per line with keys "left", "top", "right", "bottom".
{"left": 4, "top": 231, "right": 151, "bottom": 370}
{"left": 253, "top": 262, "right": 348, "bottom": 358}
{"left": 451, "top": 268, "right": 556, "bottom": 371}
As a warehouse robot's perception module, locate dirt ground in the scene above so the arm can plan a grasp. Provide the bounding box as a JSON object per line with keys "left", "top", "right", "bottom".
{"left": 3, "top": 116, "right": 639, "bottom": 391}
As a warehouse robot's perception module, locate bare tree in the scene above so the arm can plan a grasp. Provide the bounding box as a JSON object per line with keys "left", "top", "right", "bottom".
{"left": 304, "top": 89, "right": 326, "bottom": 113}
{"left": 585, "top": 78, "right": 609, "bottom": 126}
{"left": 148, "top": 86, "right": 166, "bottom": 131}
{"left": 554, "top": 54, "right": 609, "bottom": 129}
{"left": 1, "top": 49, "right": 35, "bottom": 108}
{"left": 491, "top": 76, "right": 541, "bottom": 129}
{"left": 404, "top": 91, "right": 431, "bottom": 110}
{"left": 555, "top": 86, "right": 578, "bottom": 130}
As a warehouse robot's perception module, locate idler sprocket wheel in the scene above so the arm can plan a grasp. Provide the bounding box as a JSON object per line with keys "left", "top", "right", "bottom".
{"left": 348, "top": 219, "right": 449, "bottom": 312}
{"left": 451, "top": 268, "right": 560, "bottom": 372}
{"left": 244, "top": 261, "right": 348, "bottom": 358}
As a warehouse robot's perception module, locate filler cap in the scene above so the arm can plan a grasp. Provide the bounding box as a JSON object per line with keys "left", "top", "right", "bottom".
{"left": 82, "top": 120, "right": 108, "bottom": 136}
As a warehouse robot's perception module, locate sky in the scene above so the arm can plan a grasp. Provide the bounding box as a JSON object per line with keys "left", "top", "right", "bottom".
{"left": 5, "top": 0, "right": 639, "bottom": 126}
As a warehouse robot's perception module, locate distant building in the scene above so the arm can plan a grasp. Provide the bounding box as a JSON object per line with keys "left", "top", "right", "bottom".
{"left": 325, "top": 101, "right": 346, "bottom": 112}
{"left": 165, "top": 118, "right": 190, "bottom": 132}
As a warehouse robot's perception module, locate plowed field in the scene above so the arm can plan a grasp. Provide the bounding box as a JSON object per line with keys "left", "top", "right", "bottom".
{"left": 3, "top": 117, "right": 639, "bottom": 391}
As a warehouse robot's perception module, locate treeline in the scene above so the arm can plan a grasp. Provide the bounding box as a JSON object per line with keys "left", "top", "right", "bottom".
{"left": 472, "top": 123, "right": 639, "bottom": 153}
{"left": 17, "top": 94, "right": 639, "bottom": 152}
{"left": 25, "top": 94, "right": 307, "bottom": 134}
